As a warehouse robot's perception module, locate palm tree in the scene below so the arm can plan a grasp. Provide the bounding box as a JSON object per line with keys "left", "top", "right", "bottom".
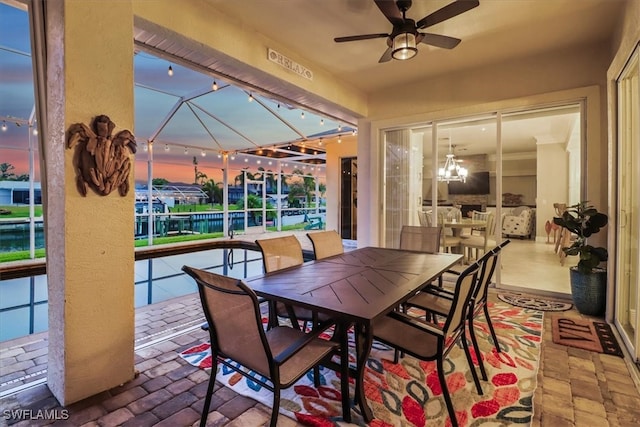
{"left": 233, "top": 169, "right": 255, "bottom": 187}
{"left": 292, "top": 168, "right": 316, "bottom": 206}
{"left": 201, "top": 179, "right": 222, "bottom": 206}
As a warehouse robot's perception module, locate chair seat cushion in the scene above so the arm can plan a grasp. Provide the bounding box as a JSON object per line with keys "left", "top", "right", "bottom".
{"left": 461, "top": 236, "right": 496, "bottom": 249}
{"left": 373, "top": 315, "right": 438, "bottom": 360}
{"left": 266, "top": 326, "right": 337, "bottom": 385}
{"left": 407, "top": 292, "right": 453, "bottom": 316}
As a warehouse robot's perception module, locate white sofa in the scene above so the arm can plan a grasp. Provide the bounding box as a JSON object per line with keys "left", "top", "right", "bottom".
{"left": 502, "top": 206, "right": 535, "bottom": 239}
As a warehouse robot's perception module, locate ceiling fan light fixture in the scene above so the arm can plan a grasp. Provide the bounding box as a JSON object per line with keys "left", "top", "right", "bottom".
{"left": 391, "top": 32, "right": 417, "bottom": 60}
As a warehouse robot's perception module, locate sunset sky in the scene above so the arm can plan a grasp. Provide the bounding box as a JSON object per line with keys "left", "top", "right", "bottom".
{"left": 1, "top": 3, "right": 337, "bottom": 186}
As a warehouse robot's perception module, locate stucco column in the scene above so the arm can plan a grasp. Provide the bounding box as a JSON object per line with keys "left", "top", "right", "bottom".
{"left": 45, "top": 0, "right": 135, "bottom": 405}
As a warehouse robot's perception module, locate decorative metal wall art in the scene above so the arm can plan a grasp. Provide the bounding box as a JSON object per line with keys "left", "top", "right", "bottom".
{"left": 67, "top": 115, "right": 137, "bottom": 196}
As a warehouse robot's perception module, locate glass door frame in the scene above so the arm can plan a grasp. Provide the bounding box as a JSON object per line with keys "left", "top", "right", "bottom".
{"left": 614, "top": 42, "right": 640, "bottom": 361}
{"left": 380, "top": 101, "right": 586, "bottom": 290}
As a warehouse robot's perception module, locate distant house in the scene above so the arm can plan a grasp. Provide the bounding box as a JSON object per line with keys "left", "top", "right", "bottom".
{"left": 0, "top": 181, "right": 42, "bottom": 205}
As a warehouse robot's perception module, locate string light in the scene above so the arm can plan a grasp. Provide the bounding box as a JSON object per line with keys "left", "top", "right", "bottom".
{"left": 318, "top": 138, "right": 323, "bottom": 146}
{"left": 338, "top": 123, "right": 342, "bottom": 131}
{"left": 168, "top": 65, "right": 174, "bottom": 76}
{"left": 2, "top": 121, "right": 7, "bottom": 131}
{"left": 32, "top": 127, "right": 38, "bottom": 136}
{"left": 248, "top": 93, "right": 253, "bottom": 102}
{"left": 200, "top": 150, "right": 206, "bottom": 157}
{"left": 338, "top": 135, "right": 342, "bottom": 143}
{"left": 301, "top": 111, "right": 305, "bottom": 119}
{"left": 143, "top": 142, "right": 148, "bottom": 152}
{"left": 320, "top": 118, "right": 324, "bottom": 125}
{"left": 184, "top": 147, "right": 188, "bottom": 155}
{"left": 212, "top": 80, "right": 218, "bottom": 91}
{"left": 164, "top": 144, "right": 170, "bottom": 152}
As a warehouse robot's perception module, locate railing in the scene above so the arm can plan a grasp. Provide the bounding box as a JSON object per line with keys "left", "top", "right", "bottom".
{"left": 0, "top": 238, "right": 315, "bottom": 342}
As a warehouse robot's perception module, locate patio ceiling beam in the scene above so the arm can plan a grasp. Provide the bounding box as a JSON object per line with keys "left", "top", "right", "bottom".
{"left": 189, "top": 101, "right": 260, "bottom": 150}
{"left": 146, "top": 86, "right": 213, "bottom": 143}
{"left": 246, "top": 91, "right": 307, "bottom": 141}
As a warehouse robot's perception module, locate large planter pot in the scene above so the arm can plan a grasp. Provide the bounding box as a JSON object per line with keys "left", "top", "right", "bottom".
{"left": 570, "top": 267, "right": 606, "bottom": 316}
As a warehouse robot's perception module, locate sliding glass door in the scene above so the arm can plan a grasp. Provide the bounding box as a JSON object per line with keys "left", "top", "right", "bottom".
{"left": 382, "top": 103, "right": 583, "bottom": 294}
{"left": 615, "top": 45, "right": 640, "bottom": 361}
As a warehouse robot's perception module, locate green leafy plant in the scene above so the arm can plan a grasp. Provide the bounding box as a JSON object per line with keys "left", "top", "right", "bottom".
{"left": 553, "top": 201, "right": 608, "bottom": 274}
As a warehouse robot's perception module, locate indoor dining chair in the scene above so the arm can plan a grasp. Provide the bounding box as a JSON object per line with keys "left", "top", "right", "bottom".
{"left": 307, "top": 229, "right": 344, "bottom": 260}
{"left": 461, "top": 212, "right": 496, "bottom": 261}
{"left": 182, "top": 266, "right": 346, "bottom": 427}
{"left": 372, "top": 261, "right": 483, "bottom": 427}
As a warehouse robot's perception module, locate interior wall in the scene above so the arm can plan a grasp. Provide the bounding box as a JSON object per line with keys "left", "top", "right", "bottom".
{"left": 363, "top": 42, "right": 610, "bottom": 247}
{"left": 536, "top": 143, "right": 569, "bottom": 240}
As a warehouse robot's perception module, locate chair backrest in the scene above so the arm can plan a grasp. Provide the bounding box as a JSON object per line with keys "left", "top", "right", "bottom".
{"left": 472, "top": 249, "right": 500, "bottom": 303}
{"left": 512, "top": 206, "right": 530, "bottom": 216}
{"left": 307, "top": 230, "right": 344, "bottom": 260}
{"left": 182, "top": 266, "right": 272, "bottom": 377}
{"left": 442, "top": 262, "right": 480, "bottom": 335}
{"left": 474, "top": 239, "right": 511, "bottom": 304}
{"left": 417, "top": 210, "right": 429, "bottom": 227}
{"left": 399, "top": 225, "right": 441, "bottom": 253}
{"left": 485, "top": 212, "right": 496, "bottom": 235}
{"left": 471, "top": 210, "right": 491, "bottom": 222}
{"left": 256, "top": 235, "right": 304, "bottom": 273}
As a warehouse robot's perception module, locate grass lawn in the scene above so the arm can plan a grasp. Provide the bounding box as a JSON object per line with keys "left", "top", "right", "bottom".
{"left": 0, "top": 205, "right": 43, "bottom": 218}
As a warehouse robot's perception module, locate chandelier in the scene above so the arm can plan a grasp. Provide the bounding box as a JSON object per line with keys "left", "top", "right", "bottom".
{"left": 437, "top": 139, "right": 468, "bottom": 183}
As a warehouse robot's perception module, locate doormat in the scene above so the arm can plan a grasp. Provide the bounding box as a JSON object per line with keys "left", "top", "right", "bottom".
{"left": 551, "top": 316, "right": 624, "bottom": 357}
{"left": 498, "top": 293, "right": 573, "bottom": 312}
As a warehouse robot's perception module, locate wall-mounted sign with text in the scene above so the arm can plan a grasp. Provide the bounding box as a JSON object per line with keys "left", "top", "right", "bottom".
{"left": 267, "top": 48, "right": 313, "bottom": 81}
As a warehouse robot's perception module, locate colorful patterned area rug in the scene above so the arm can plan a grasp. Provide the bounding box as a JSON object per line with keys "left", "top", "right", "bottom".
{"left": 498, "top": 293, "right": 573, "bottom": 312}
{"left": 179, "top": 302, "right": 542, "bottom": 427}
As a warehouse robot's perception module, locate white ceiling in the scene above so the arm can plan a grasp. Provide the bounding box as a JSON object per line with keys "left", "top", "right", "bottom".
{"left": 209, "top": 0, "right": 625, "bottom": 93}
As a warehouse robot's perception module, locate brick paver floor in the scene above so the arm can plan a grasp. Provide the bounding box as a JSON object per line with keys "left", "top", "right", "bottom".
{"left": 2, "top": 286, "right": 640, "bottom": 426}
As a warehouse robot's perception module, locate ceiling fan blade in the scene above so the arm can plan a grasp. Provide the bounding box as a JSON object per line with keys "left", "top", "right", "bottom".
{"left": 418, "top": 33, "right": 462, "bottom": 49}
{"left": 374, "top": 0, "right": 404, "bottom": 25}
{"left": 416, "top": 0, "right": 479, "bottom": 30}
{"left": 334, "top": 33, "right": 389, "bottom": 43}
{"left": 378, "top": 47, "right": 393, "bottom": 63}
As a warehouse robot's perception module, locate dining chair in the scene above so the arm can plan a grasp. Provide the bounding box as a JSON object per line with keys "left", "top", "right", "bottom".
{"left": 256, "top": 235, "right": 332, "bottom": 332}
{"left": 307, "top": 229, "right": 344, "bottom": 260}
{"left": 372, "top": 261, "right": 483, "bottom": 427}
{"left": 437, "top": 212, "right": 462, "bottom": 253}
{"left": 182, "top": 266, "right": 346, "bottom": 427}
{"left": 461, "top": 212, "right": 496, "bottom": 261}
{"left": 405, "top": 240, "right": 511, "bottom": 386}
{"left": 417, "top": 210, "right": 431, "bottom": 227}
{"left": 399, "top": 225, "right": 441, "bottom": 253}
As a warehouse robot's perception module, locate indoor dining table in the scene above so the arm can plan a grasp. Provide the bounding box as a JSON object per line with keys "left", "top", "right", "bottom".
{"left": 245, "top": 246, "right": 462, "bottom": 423}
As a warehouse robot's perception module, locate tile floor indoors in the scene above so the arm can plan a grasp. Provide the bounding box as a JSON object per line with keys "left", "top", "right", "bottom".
{"left": 1, "top": 234, "right": 639, "bottom": 426}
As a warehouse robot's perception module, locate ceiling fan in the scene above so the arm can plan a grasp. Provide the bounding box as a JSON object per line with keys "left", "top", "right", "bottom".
{"left": 334, "top": 0, "right": 479, "bottom": 62}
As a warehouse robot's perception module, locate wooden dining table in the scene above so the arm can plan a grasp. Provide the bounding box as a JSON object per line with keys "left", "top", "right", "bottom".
{"left": 245, "top": 246, "right": 462, "bottom": 423}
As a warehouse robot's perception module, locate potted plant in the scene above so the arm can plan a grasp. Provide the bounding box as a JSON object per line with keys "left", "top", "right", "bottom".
{"left": 553, "top": 201, "right": 608, "bottom": 316}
